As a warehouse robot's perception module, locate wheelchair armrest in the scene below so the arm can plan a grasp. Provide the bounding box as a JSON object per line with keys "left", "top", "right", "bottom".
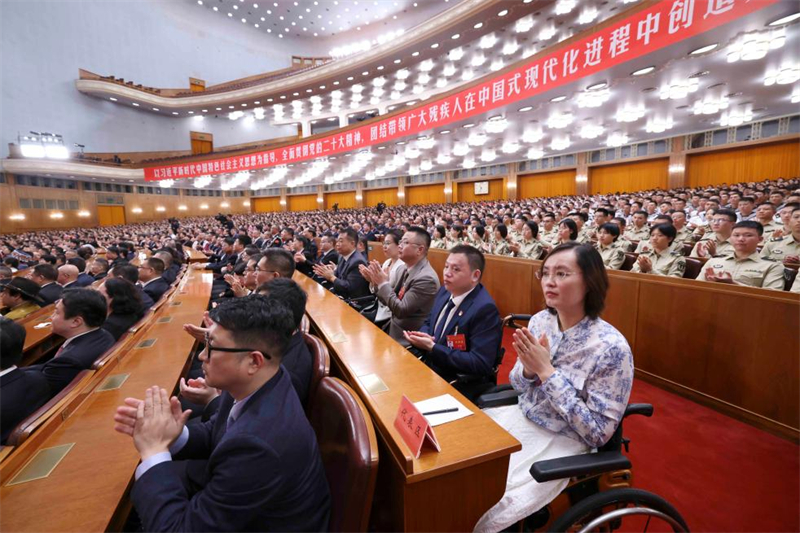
{"left": 530, "top": 451, "right": 631, "bottom": 483}
{"left": 624, "top": 403, "right": 654, "bottom": 418}
{"left": 476, "top": 387, "right": 520, "bottom": 409}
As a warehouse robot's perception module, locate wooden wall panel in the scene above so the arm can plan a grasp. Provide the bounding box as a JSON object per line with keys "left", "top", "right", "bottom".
{"left": 97, "top": 206, "right": 125, "bottom": 226}
{"left": 325, "top": 191, "right": 356, "bottom": 210}
{"left": 518, "top": 170, "right": 576, "bottom": 199}
{"left": 456, "top": 179, "right": 505, "bottom": 203}
{"left": 364, "top": 188, "right": 397, "bottom": 207}
{"left": 687, "top": 140, "right": 800, "bottom": 187}
{"left": 288, "top": 194, "right": 319, "bottom": 212}
{"left": 589, "top": 159, "right": 669, "bottom": 194}
{"left": 253, "top": 197, "right": 282, "bottom": 212}
{"left": 406, "top": 183, "right": 445, "bottom": 206}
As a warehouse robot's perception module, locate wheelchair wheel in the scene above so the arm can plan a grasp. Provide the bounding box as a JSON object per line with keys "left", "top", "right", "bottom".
{"left": 549, "top": 487, "right": 688, "bottom": 532}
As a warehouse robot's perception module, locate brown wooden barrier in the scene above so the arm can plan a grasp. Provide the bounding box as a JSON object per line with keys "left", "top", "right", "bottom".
{"left": 293, "top": 273, "right": 520, "bottom": 532}
{"left": 369, "top": 243, "right": 800, "bottom": 442}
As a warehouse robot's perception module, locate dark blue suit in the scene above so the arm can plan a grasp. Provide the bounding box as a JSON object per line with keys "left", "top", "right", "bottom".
{"left": 137, "top": 285, "right": 155, "bottom": 310}
{"left": 30, "top": 328, "right": 116, "bottom": 395}
{"left": 331, "top": 251, "right": 370, "bottom": 299}
{"left": 1, "top": 367, "right": 51, "bottom": 444}
{"left": 75, "top": 273, "right": 95, "bottom": 287}
{"left": 142, "top": 276, "right": 169, "bottom": 303}
{"left": 420, "top": 284, "right": 502, "bottom": 389}
{"left": 38, "top": 282, "right": 63, "bottom": 306}
{"left": 131, "top": 368, "right": 330, "bottom": 532}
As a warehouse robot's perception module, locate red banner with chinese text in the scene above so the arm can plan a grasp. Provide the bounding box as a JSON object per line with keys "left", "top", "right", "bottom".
{"left": 145, "top": 0, "right": 777, "bottom": 182}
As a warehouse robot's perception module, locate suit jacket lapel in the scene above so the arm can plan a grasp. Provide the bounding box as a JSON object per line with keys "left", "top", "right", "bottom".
{"left": 443, "top": 285, "right": 481, "bottom": 338}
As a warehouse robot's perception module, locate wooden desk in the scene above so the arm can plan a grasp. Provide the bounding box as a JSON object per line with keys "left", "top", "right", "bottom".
{"left": 293, "top": 274, "right": 521, "bottom": 532}
{"left": 369, "top": 244, "right": 800, "bottom": 441}
{"left": 0, "top": 270, "right": 213, "bottom": 533}
{"left": 19, "top": 304, "right": 63, "bottom": 367}
{"left": 183, "top": 246, "right": 208, "bottom": 264}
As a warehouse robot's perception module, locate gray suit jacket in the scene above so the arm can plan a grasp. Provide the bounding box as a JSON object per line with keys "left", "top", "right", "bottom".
{"left": 376, "top": 257, "right": 440, "bottom": 346}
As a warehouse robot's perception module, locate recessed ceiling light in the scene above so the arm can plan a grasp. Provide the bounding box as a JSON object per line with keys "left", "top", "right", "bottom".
{"left": 690, "top": 43, "right": 718, "bottom": 55}
{"left": 550, "top": 95, "right": 567, "bottom": 102}
{"left": 347, "top": 76, "right": 354, "bottom": 80}
{"left": 586, "top": 81, "right": 608, "bottom": 91}
{"left": 172, "top": 112, "right": 179, "bottom": 115}
{"left": 396, "top": 141, "right": 407, "bottom": 145}
{"left": 518, "top": 106, "right": 533, "bottom": 112}
{"left": 632, "top": 66, "right": 656, "bottom": 76}
{"left": 377, "top": 66, "right": 385, "bottom": 70}
{"left": 132, "top": 102, "right": 139, "bottom": 106}
{"left": 411, "top": 52, "right": 419, "bottom": 57}
{"left": 451, "top": 33, "right": 460, "bottom": 39}
{"left": 768, "top": 12, "right": 800, "bottom": 26}
{"left": 109, "top": 97, "right": 117, "bottom": 101}
{"left": 439, "top": 130, "right": 451, "bottom": 134}
{"left": 498, "top": 9, "right": 508, "bottom": 16}
{"left": 689, "top": 70, "right": 710, "bottom": 78}
{"left": 462, "top": 123, "right": 475, "bottom": 128}
{"left": 152, "top": 107, "right": 160, "bottom": 111}
{"left": 394, "top": 59, "right": 401, "bottom": 63}
{"left": 474, "top": 22, "right": 483, "bottom": 29}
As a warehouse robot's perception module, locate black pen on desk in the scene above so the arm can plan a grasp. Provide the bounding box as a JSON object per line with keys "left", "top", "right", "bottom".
{"left": 422, "top": 408, "right": 458, "bottom": 416}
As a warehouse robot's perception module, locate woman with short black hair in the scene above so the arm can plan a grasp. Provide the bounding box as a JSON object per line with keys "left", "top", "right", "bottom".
{"left": 100, "top": 278, "right": 144, "bottom": 341}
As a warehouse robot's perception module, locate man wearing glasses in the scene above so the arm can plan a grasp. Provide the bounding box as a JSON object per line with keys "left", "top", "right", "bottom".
{"left": 312, "top": 227, "right": 370, "bottom": 299}
{"left": 113, "top": 296, "right": 330, "bottom": 532}
{"left": 690, "top": 209, "right": 736, "bottom": 259}
{"left": 137, "top": 257, "right": 169, "bottom": 303}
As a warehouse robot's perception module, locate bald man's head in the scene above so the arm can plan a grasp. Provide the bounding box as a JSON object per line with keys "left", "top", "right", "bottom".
{"left": 57, "top": 264, "right": 79, "bottom": 285}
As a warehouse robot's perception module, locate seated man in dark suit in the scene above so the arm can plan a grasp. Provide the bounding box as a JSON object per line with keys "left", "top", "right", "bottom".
{"left": 0, "top": 317, "right": 51, "bottom": 444}
{"left": 110, "top": 263, "right": 154, "bottom": 310}
{"left": 138, "top": 257, "right": 169, "bottom": 303}
{"left": 29, "top": 263, "right": 63, "bottom": 305}
{"left": 404, "top": 245, "right": 503, "bottom": 402}
{"left": 113, "top": 295, "right": 331, "bottom": 532}
{"left": 154, "top": 251, "right": 178, "bottom": 284}
{"left": 29, "top": 289, "right": 115, "bottom": 395}
{"left": 89, "top": 258, "right": 109, "bottom": 281}
{"left": 312, "top": 227, "right": 370, "bottom": 299}
{"left": 68, "top": 257, "right": 94, "bottom": 287}
{"left": 315, "top": 234, "right": 339, "bottom": 267}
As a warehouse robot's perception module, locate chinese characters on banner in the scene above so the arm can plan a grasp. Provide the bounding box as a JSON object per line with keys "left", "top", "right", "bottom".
{"left": 144, "top": 0, "right": 775, "bottom": 182}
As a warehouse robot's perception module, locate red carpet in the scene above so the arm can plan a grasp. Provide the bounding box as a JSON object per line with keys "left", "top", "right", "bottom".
{"left": 498, "top": 329, "right": 800, "bottom": 532}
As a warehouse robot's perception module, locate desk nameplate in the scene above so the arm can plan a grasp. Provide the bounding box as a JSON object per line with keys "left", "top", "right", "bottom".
{"left": 359, "top": 373, "right": 389, "bottom": 395}
{"left": 6, "top": 443, "right": 75, "bottom": 486}
{"left": 96, "top": 373, "right": 130, "bottom": 392}
{"left": 136, "top": 339, "right": 157, "bottom": 349}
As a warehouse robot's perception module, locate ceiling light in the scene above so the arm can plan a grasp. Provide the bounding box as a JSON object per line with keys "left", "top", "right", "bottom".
{"left": 453, "top": 143, "right": 469, "bottom": 156}
{"left": 451, "top": 33, "right": 460, "bottom": 39}
{"left": 474, "top": 22, "right": 483, "bottom": 29}
{"left": 443, "top": 63, "right": 456, "bottom": 76}
{"left": 550, "top": 136, "right": 571, "bottom": 151}
{"left": 485, "top": 116, "right": 509, "bottom": 134}
{"left": 498, "top": 9, "right": 508, "bottom": 16}
{"left": 480, "top": 148, "right": 497, "bottom": 162}
{"left": 467, "top": 132, "right": 488, "bottom": 146}
{"left": 515, "top": 16, "right": 534, "bottom": 33}
{"left": 768, "top": 12, "right": 800, "bottom": 26}
{"left": 479, "top": 33, "right": 497, "bottom": 49}
{"left": 547, "top": 112, "right": 574, "bottom": 129}
{"left": 579, "top": 123, "right": 604, "bottom": 139}
{"left": 420, "top": 159, "right": 433, "bottom": 171}
{"left": 615, "top": 105, "right": 646, "bottom": 122}
{"left": 463, "top": 157, "right": 476, "bottom": 169}
{"left": 690, "top": 43, "right": 718, "bottom": 55}
{"left": 727, "top": 28, "right": 785, "bottom": 62}
{"left": 152, "top": 107, "right": 159, "bottom": 111}
{"left": 518, "top": 106, "right": 533, "bottom": 112}
{"left": 645, "top": 117, "right": 675, "bottom": 133}
{"left": 539, "top": 25, "right": 556, "bottom": 40}
{"left": 461, "top": 69, "right": 475, "bottom": 81}
{"left": 526, "top": 147, "right": 544, "bottom": 160}
{"left": 501, "top": 142, "right": 520, "bottom": 154}
{"left": 418, "top": 73, "right": 431, "bottom": 84}
{"left": 577, "top": 87, "right": 611, "bottom": 108}
{"left": 420, "top": 59, "right": 435, "bottom": 72}
{"left": 659, "top": 78, "right": 700, "bottom": 100}
{"left": 554, "top": 0, "right": 576, "bottom": 15}
{"left": 436, "top": 153, "right": 452, "bottom": 165}
{"left": 606, "top": 132, "right": 629, "bottom": 147}
{"left": 550, "top": 95, "right": 567, "bottom": 103}
{"left": 394, "top": 80, "right": 407, "bottom": 91}
{"left": 522, "top": 129, "right": 544, "bottom": 143}
{"left": 577, "top": 7, "right": 599, "bottom": 24}
{"left": 109, "top": 97, "right": 117, "bottom": 102}
{"left": 764, "top": 64, "right": 800, "bottom": 86}
{"left": 471, "top": 53, "right": 486, "bottom": 67}
{"left": 396, "top": 68, "right": 410, "bottom": 80}
{"left": 462, "top": 123, "right": 475, "bottom": 128}
{"left": 502, "top": 40, "right": 520, "bottom": 56}
{"left": 448, "top": 47, "right": 464, "bottom": 61}
{"left": 490, "top": 59, "right": 505, "bottom": 71}
{"left": 692, "top": 95, "right": 730, "bottom": 115}
{"left": 632, "top": 66, "right": 656, "bottom": 76}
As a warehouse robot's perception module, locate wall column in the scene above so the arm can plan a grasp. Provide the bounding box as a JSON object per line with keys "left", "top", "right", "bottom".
{"left": 280, "top": 187, "right": 288, "bottom": 212}
{"left": 355, "top": 181, "right": 365, "bottom": 208}
{"left": 301, "top": 121, "right": 312, "bottom": 138}
{"left": 668, "top": 136, "right": 688, "bottom": 189}
{"left": 444, "top": 171, "right": 454, "bottom": 204}
{"left": 338, "top": 114, "right": 348, "bottom": 128}
{"left": 316, "top": 185, "right": 325, "bottom": 210}
{"left": 397, "top": 179, "right": 406, "bottom": 206}
{"left": 506, "top": 165, "right": 518, "bottom": 201}
{"left": 576, "top": 152, "right": 589, "bottom": 195}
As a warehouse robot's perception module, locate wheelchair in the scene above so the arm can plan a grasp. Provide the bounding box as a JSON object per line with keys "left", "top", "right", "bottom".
{"left": 476, "top": 315, "right": 689, "bottom": 533}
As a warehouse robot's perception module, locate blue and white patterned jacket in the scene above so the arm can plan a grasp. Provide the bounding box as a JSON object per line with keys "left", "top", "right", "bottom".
{"left": 509, "top": 310, "right": 634, "bottom": 448}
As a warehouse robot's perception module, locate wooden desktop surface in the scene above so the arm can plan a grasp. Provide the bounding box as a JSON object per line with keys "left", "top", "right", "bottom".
{"left": 183, "top": 246, "right": 208, "bottom": 263}
{"left": 293, "top": 274, "right": 521, "bottom": 531}
{"left": 369, "top": 244, "right": 800, "bottom": 441}
{"left": 0, "top": 270, "right": 213, "bottom": 533}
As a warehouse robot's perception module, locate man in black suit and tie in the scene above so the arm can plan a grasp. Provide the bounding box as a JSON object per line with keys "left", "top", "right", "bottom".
{"left": 28, "top": 263, "right": 63, "bottom": 305}
{"left": 0, "top": 317, "right": 51, "bottom": 444}
{"left": 57, "top": 264, "right": 80, "bottom": 289}
{"left": 68, "top": 258, "right": 94, "bottom": 287}
{"left": 138, "top": 257, "right": 170, "bottom": 303}
{"left": 28, "top": 289, "right": 115, "bottom": 395}
{"left": 312, "top": 228, "right": 370, "bottom": 299}
{"left": 315, "top": 234, "right": 340, "bottom": 267}
{"left": 113, "top": 295, "right": 330, "bottom": 532}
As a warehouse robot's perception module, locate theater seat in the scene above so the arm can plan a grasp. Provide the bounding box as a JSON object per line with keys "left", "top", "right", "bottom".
{"left": 302, "top": 332, "right": 330, "bottom": 410}
{"left": 308, "top": 377, "right": 378, "bottom": 533}
{"left": 682, "top": 242, "right": 694, "bottom": 256}
{"left": 6, "top": 369, "right": 95, "bottom": 446}
{"left": 300, "top": 314, "right": 310, "bottom": 334}
{"left": 784, "top": 266, "right": 798, "bottom": 291}
{"left": 621, "top": 253, "right": 638, "bottom": 271}
{"left": 683, "top": 257, "right": 703, "bottom": 279}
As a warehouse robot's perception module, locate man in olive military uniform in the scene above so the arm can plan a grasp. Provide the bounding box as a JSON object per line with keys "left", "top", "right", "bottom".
{"left": 670, "top": 210, "right": 694, "bottom": 249}
{"left": 755, "top": 203, "right": 781, "bottom": 241}
{"left": 539, "top": 213, "right": 559, "bottom": 248}
{"left": 507, "top": 217, "right": 525, "bottom": 244}
{"left": 624, "top": 211, "right": 651, "bottom": 243}
{"left": 569, "top": 212, "right": 592, "bottom": 244}
{"left": 691, "top": 209, "right": 736, "bottom": 259}
{"left": 696, "top": 221, "right": 784, "bottom": 291}
{"left": 761, "top": 206, "right": 800, "bottom": 264}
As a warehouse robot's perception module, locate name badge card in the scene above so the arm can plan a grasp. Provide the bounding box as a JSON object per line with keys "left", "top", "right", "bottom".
{"left": 446, "top": 334, "right": 466, "bottom": 351}
{"left": 394, "top": 395, "right": 441, "bottom": 458}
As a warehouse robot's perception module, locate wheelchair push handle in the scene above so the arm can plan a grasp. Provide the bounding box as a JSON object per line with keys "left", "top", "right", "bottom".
{"left": 624, "top": 404, "right": 654, "bottom": 418}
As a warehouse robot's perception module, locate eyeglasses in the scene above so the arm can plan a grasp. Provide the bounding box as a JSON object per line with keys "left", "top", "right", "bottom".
{"left": 536, "top": 270, "right": 579, "bottom": 282}
{"left": 204, "top": 332, "right": 269, "bottom": 360}
{"left": 255, "top": 266, "right": 279, "bottom": 274}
